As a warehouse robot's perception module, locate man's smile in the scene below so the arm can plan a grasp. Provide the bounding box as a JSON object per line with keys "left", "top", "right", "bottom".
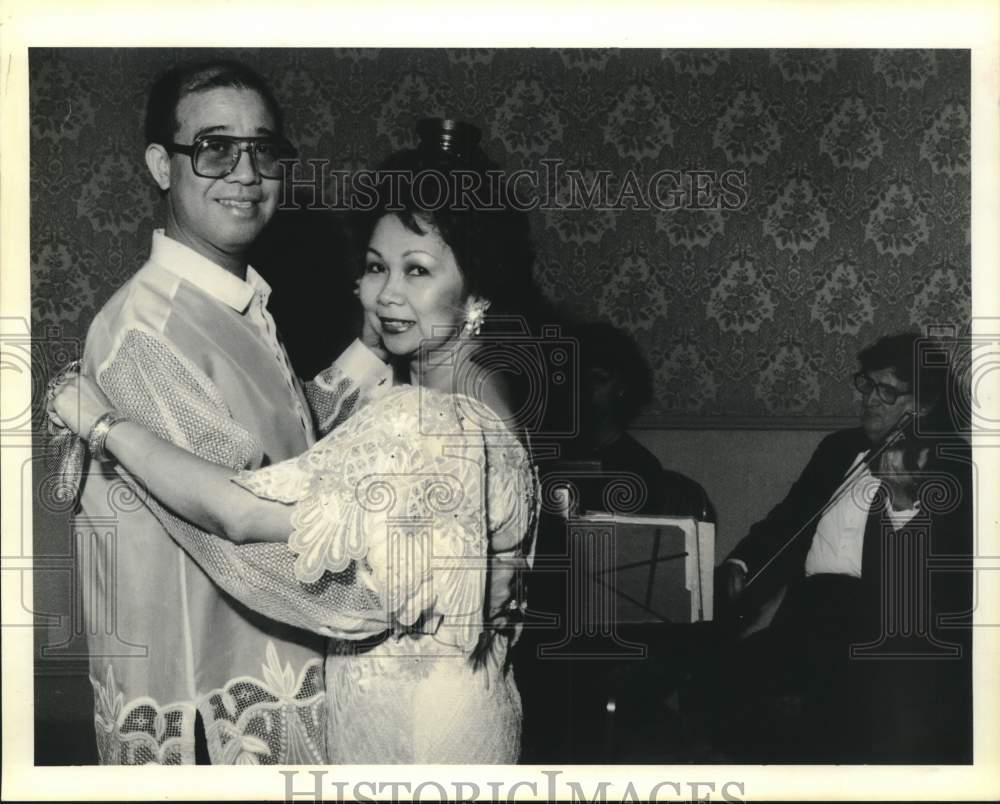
{"left": 216, "top": 198, "right": 261, "bottom": 216}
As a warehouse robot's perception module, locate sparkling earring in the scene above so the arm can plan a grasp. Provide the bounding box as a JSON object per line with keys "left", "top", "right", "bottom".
{"left": 463, "top": 299, "right": 491, "bottom": 338}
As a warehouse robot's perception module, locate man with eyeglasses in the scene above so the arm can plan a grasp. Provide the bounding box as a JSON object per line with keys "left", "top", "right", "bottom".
{"left": 65, "top": 60, "right": 390, "bottom": 765}
{"left": 714, "top": 332, "right": 971, "bottom": 763}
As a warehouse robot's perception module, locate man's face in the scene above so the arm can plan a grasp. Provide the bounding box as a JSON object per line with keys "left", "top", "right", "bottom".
{"left": 858, "top": 366, "right": 914, "bottom": 443}
{"left": 163, "top": 87, "right": 280, "bottom": 264}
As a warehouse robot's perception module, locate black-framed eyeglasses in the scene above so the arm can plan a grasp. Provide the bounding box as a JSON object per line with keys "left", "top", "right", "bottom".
{"left": 853, "top": 372, "right": 911, "bottom": 405}
{"left": 165, "top": 135, "right": 297, "bottom": 180}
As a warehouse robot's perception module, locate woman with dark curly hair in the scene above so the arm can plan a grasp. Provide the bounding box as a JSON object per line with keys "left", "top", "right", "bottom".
{"left": 50, "top": 120, "right": 541, "bottom": 764}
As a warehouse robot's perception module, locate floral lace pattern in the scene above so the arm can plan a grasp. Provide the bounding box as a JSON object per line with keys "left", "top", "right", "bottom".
{"left": 234, "top": 386, "right": 537, "bottom": 763}
{"left": 236, "top": 386, "right": 535, "bottom": 654}
{"left": 91, "top": 664, "right": 195, "bottom": 765}
{"left": 135, "top": 384, "right": 536, "bottom": 764}
{"left": 305, "top": 360, "right": 381, "bottom": 439}
{"left": 203, "top": 642, "right": 327, "bottom": 765}
{"left": 90, "top": 641, "right": 327, "bottom": 765}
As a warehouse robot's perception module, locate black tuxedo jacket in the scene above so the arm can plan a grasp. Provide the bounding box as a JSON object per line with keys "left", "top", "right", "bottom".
{"left": 730, "top": 428, "right": 870, "bottom": 598}
{"left": 730, "top": 428, "right": 971, "bottom": 623}
{"left": 728, "top": 427, "right": 973, "bottom": 761}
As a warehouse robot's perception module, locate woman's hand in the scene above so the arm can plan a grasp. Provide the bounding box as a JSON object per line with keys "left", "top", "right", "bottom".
{"left": 49, "top": 372, "right": 116, "bottom": 437}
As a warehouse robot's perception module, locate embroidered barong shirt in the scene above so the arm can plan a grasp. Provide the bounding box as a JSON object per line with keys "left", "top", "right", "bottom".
{"left": 72, "top": 230, "right": 389, "bottom": 764}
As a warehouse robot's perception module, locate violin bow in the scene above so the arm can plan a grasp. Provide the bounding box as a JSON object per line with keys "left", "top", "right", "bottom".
{"left": 743, "top": 411, "right": 915, "bottom": 591}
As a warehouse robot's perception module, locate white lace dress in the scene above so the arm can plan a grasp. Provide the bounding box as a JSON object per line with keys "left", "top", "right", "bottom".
{"left": 160, "top": 385, "right": 538, "bottom": 763}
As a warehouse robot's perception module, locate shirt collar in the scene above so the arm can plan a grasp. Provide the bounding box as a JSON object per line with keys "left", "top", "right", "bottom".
{"left": 150, "top": 229, "right": 270, "bottom": 313}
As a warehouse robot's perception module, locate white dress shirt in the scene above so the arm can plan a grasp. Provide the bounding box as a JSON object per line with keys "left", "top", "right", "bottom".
{"left": 728, "top": 451, "right": 920, "bottom": 580}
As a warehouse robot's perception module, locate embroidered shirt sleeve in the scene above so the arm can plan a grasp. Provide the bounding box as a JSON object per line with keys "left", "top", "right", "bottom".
{"left": 304, "top": 339, "right": 393, "bottom": 437}
{"left": 97, "top": 327, "right": 261, "bottom": 468}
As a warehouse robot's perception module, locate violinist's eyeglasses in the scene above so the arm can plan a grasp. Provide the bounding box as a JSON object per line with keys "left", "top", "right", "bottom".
{"left": 853, "top": 372, "right": 911, "bottom": 405}
{"left": 165, "top": 135, "right": 297, "bottom": 180}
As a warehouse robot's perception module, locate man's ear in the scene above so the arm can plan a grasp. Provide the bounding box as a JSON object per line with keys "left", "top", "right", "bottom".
{"left": 145, "top": 144, "right": 171, "bottom": 191}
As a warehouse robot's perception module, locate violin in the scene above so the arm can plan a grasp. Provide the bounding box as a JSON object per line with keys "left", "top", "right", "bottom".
{"left": 720, "top": 410, "right": 919, "bottom": 634}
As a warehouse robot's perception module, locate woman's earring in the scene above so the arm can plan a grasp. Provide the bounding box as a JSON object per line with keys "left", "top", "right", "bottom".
{"left": 463, "top": 299, "right": 491, "bottom": 338}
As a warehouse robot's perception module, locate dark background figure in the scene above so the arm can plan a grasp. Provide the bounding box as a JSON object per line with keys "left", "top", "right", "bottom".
{"left": 563, "top": 321, "right": 714, "bottom": 520}
{"left": 518, "top": 322, "right": 717, "bottom": 763}
{"left": 712, "top": 332, "right": 973, "bottom": 763}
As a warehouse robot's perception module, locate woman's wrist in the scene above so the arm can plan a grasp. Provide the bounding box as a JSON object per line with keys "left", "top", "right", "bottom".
{"left": 87, "top": 410, "right": 128, "bottom": 463}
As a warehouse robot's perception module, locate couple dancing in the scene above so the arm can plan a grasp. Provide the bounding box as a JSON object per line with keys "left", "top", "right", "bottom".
{"left": 48, "top": 60, "right": 539, "bottom": 764}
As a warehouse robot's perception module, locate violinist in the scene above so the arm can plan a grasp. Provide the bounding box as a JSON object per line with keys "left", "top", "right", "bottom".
{"left": 714, "top": 332, "right": 972, "bottom": 763}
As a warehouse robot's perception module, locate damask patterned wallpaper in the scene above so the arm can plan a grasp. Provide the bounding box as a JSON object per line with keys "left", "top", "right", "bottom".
{"left": 29, "top": 48, "right": 970, "bottom": 425}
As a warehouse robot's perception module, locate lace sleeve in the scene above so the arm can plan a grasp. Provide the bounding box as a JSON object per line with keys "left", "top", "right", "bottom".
{"left": 274, "top": 389, "right": 539, "bottom": 652}
{"left": 48, "top": 326, "right": 262, "bottom": 505}
{"left": 268, "top": 388, "right": 493, "bottom": 652}
{"left": 98, "top": 327, "right": 261, "bottom": 468}
{"left": 122, "top": 385, "right": 534, "bottom": 647}
{"left": 232, "top": 460, "right": 311, "bottom": 504}
{"left": 81, "top": 327, "right": 387, "bottom": 636}
{"left": 304, "top": 364, "right": 364, "bottom": 439}
{"left": 125, "top": 486, "right": 390, "bottom": 639}
{"left": 304, "top": 341, "right": 391, "bottom": 437}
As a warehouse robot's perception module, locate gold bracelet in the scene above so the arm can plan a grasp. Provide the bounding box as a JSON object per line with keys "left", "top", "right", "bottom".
{"left": 87, "top": 411, "right": 128, "bottom": 463}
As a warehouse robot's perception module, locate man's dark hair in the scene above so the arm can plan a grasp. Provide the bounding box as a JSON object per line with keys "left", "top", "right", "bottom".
{"left": 144, "top": 59, "right": 284, "bottom": 146}
{"left": 858, "top": 331, "right": 964, "bottom": 434}
{"left": 858, "top": 331, "right": 924, "bottom": 387}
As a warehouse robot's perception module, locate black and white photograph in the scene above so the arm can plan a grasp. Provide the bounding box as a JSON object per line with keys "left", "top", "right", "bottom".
{"left": 2, "top": 2, "right": 998, "bottom": 801}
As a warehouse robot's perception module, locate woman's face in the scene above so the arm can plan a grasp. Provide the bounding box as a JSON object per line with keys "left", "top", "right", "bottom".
{"left": 360, "top": 214, "right": 468, "bottom": 358}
